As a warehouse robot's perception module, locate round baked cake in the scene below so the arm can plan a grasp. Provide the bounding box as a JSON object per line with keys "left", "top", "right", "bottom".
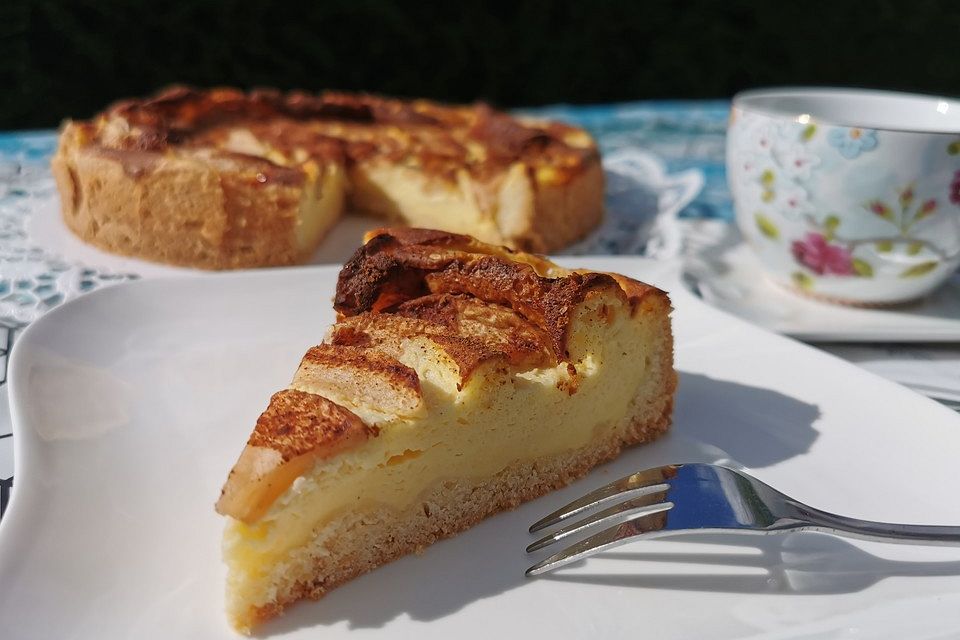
{"left": 51, "top": 87, "right": 604, "bottom": 269}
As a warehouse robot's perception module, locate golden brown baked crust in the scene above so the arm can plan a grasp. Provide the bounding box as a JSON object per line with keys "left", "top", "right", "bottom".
{"left": 98, "top": 87, "right": 591, "bottom": 182}
{"left": 329, "top": 300, "right": 554, "bottom": 388}
{"left": 334, "top": 228, "right": 663, "bottom": 357}
{"left": 52, "top": 87, "right": 604, "bottom": 268}
{"left": 246, "top": 389, "right": 371, "bottom": 461}
{"left": 52, "top": 120, "right": 344, "bottom": 269}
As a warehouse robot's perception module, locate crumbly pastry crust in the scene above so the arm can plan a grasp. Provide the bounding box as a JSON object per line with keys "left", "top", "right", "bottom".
{"left": 51, "top": 87, "right": 604, "bottom": 269}
{"left": 215, "top": 229, "right": 676, "bottom": 632}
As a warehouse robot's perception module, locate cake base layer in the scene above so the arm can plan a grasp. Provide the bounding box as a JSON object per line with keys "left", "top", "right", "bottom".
{"left": 233, "top": 390, "right": 674, "bottom": 632}
{"left": 51, "top": 144, "right": 348, "bottom": 270}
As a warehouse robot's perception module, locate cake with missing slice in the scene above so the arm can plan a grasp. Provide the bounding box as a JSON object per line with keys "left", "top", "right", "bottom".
{"left": 215, "top": 228, "right": 676, "bottom": 632}
{"left": 52, "top": 87, "right": 604, "bottom": 269}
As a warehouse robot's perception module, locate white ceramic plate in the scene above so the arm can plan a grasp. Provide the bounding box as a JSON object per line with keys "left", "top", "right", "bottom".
{"left": 2, "top": 258, "right": 960, "bottom": 639}
{"left": 686, "top": 241, "right": 960, "bottom": 342}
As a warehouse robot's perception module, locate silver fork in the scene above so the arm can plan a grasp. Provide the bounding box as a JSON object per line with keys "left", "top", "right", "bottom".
{"left": 525, "top": 463, "right": 960, "bottom": 576}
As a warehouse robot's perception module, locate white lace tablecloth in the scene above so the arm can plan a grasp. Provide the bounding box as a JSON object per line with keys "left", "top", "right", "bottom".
{"left": 1, "top": 102, "right": 957, "bottom": 520}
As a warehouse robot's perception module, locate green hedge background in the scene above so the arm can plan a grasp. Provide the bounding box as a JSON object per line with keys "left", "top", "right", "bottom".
{"left": 3, "top": 0, "right": 959, "bottom": 129}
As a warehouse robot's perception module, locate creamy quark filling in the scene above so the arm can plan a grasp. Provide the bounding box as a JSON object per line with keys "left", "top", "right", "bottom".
{"left": 223, "top": 295, "right": 665, "bottom": 609}
{"left": 218, "top": 127, "right": 510, "bottom": 249}
{"left": 347, "top": 162, "right": 507, "bottom": 245}
{"left": 293, "top": 163, "right": 346, "bottom": 251}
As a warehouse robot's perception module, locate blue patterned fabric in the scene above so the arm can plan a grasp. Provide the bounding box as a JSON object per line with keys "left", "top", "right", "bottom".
{"left": 520, "top": 100, "right": 732, "bottom": 220}
{"left": 0, "top": 131, "right": 58, "bottom": 164}
{"left": 0, "top": 100, "right": 734, "bottom": 220}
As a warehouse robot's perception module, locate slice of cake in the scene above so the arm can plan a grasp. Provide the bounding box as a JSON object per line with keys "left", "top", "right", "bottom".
{"left": 215, "top": 228, "right": 676, "bottom": 632}
{"left": 52, "top": 87, "right": 604, "bottom": 269}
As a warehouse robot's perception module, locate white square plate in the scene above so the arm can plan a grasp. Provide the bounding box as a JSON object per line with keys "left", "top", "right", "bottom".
{"left": 2, "top": 258, "right": 960, "bottom": 639}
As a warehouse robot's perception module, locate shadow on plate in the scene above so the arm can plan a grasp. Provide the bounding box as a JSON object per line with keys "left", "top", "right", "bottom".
{"left": 256, "top": 372, "right": 821, "bottom": 635}
{"left": 674, "top": 372, "right": 821, "bottom": 468}
{"left": 538, "top": 532, "right": 960, "bottom": 595}
{"left": 681, "top": 219, "right": 743, "bottom": 297}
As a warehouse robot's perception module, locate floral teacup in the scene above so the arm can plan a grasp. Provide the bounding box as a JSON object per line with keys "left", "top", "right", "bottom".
{"left": 727, "top": 88, "right": 960, "bottom": 304}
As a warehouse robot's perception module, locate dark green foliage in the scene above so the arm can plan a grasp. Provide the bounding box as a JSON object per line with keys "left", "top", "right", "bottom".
{"left": 4, "top": 0, "right": 958, "bottom": 128}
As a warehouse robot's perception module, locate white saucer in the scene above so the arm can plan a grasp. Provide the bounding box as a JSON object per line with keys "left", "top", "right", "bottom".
{"left": 685, "top": 240, "right": 960, "bottom": 343}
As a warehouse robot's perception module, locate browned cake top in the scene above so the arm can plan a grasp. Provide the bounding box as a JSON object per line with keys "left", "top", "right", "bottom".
{"left": 248, "top": 389, "right": 375, "bottom": 462}
{"left": 334, "top": 228, "right": 662, "bottom": 359}
{"left": 329, "top": 291, "right": 558, "bottom": 388}
{"left": 74, "top": 86, "right": 598, "bottom": 183}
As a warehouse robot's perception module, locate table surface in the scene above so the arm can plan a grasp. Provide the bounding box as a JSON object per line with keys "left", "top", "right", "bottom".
{"left": 0, "top": 99, "right": 956, "bottom": 521}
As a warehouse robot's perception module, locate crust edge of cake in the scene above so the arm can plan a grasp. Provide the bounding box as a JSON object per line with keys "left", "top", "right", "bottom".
{"left": 51, "top": 128, "right": 343, "bottom": 270}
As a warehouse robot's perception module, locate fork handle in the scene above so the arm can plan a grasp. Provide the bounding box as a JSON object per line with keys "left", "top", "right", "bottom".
{"left": 793, "top": 506, "right": 960, "bottom": 546}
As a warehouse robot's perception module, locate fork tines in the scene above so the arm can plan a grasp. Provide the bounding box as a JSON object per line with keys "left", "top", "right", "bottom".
{"left": 527, "top": 461, "right": 960, "bottom": 576}
{"left": 525, "top": 464, "right": 680, "bottom": 576}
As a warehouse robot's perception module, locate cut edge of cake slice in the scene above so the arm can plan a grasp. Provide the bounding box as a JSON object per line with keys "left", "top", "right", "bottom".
{"left": 215, "top": 228, "right": 676, "bottom": 633}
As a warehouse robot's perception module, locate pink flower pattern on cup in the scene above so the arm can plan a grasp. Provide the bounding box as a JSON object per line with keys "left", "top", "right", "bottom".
{"left": 729, "top": 91, "right": 960, "bottom": 303}
{"left": 790, "top": 232, "right": 854, "bottom": 276}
